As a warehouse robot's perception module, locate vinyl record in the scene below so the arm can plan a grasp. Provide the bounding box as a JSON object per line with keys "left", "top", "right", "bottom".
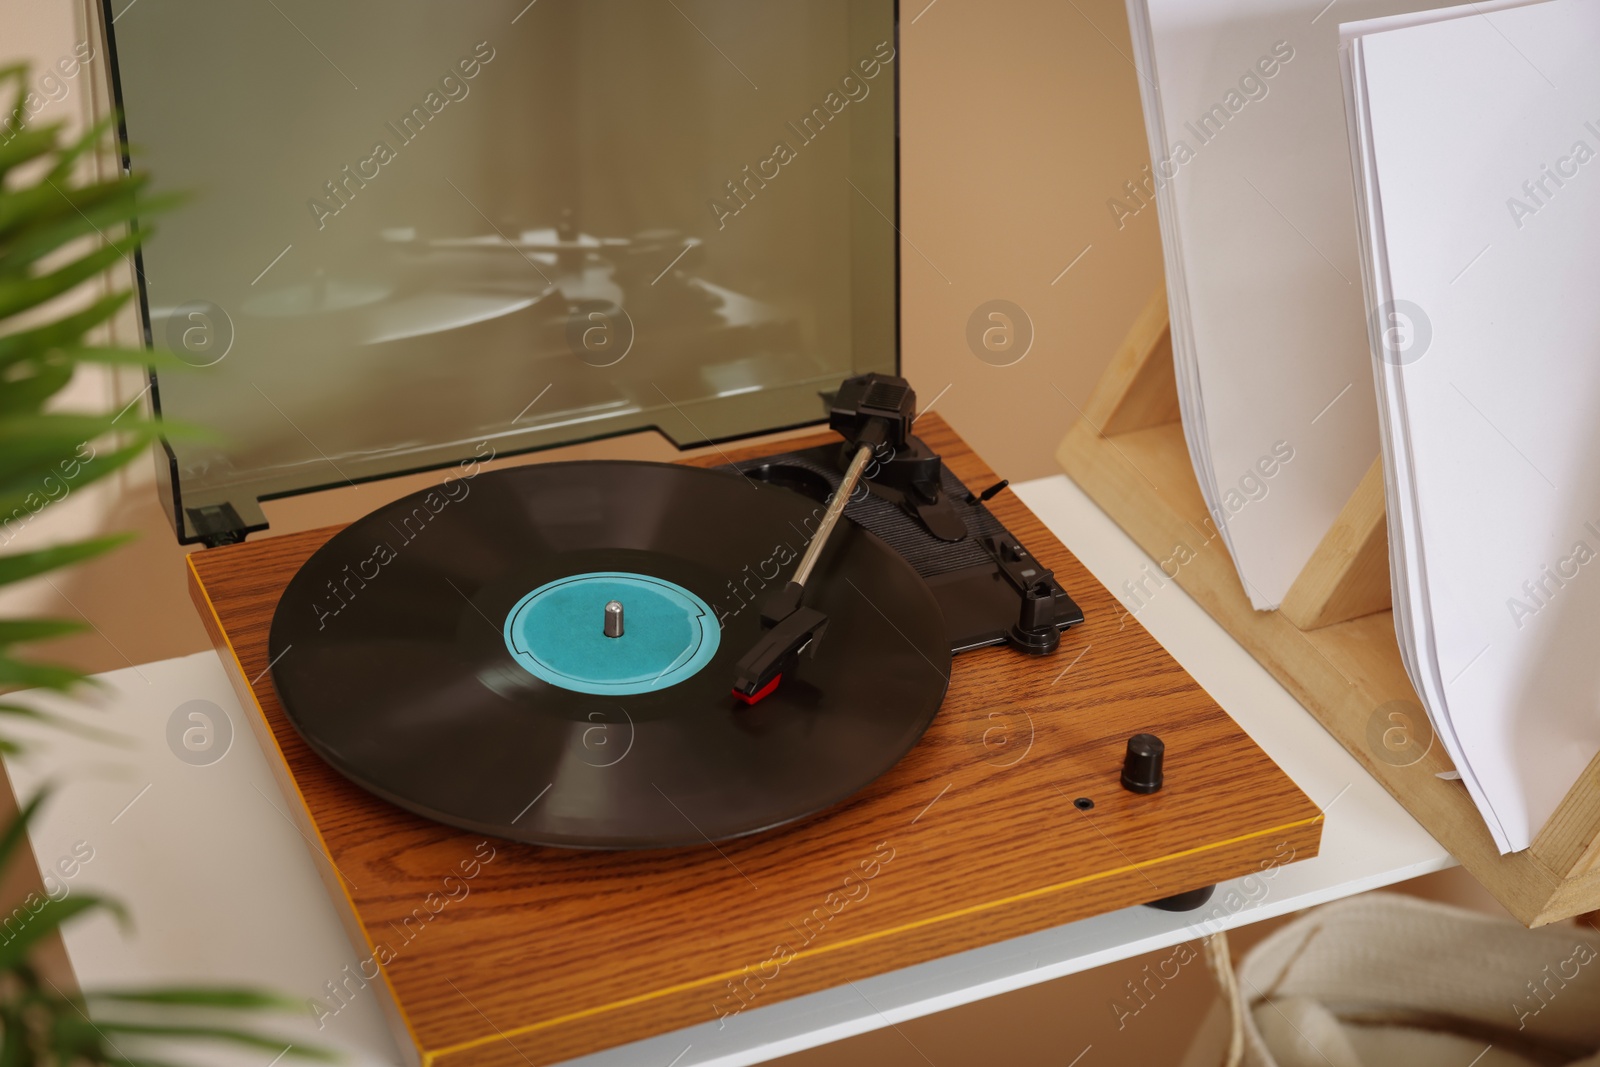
{"left": 267, "top": 460, "right": 951, "bottom": 849}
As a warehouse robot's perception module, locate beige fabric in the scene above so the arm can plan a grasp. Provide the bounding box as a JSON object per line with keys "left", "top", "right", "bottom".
{"left": 1228, "top": 893, "right": 1600, "bottom": 1067}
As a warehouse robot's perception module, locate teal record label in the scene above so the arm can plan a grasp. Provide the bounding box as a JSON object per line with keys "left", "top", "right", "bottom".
{"left": 502, "top": 571, "right": 720, "bottom": 695}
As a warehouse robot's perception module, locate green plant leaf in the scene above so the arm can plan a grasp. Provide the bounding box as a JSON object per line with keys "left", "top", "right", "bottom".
{"left": 0, "top": 436, "right": 175, "bottom": 526}
{"left": 0, "top": 180, "right": 137, "bottom": 270}
{"left": 0, "top": 422, "right": 147, "bottom": 477}
{"left": 0, "top": 619, "right": 85, "bottom": 646}
{"left": 0, "top": 1006, "right": 24, "bottom": 1067}
{"left": 46, "top": 347, "right": 189, "bottom": 371}
{"left": 0, "top": 66, "right": 322, "bottom": 1067}
{"left": 44, "top": 113, "right": 117, "bottom": 186}
{"left": 0, "top": 124, "right": 64, "bottom": 180}
{"left": 0, "top": 199, "right": 127, "bottom": 280}
{"left": 0, "top": 171, "right": 145, "bottom": 243}
{"left": 0, "top": 894, "right": 129, "bottom": 973}
{"left": 88, "top": 989, "right": 300, "bottom": 1011}
{"left": 0, "top": 231, "right": 141, "bottom": 321}
{"left": 0, "top": 414, "right": 134, "bottom": 485}
{"left": 0, "top": 360, "right": 76, "bottom": 417}
{"left": 68, "top": 1022, "right": 336, "bottom": 1062}
{"left": 0, "top": 534, "right": 133, "bottom": 588}
{"left": 0, "top": 701, "right": 62, "bottom": 720}
{"left": 0, "top": 291, "right": 132, "bottom": 367}
{"left": 1, "top": 188, "right": 180, "bottom": 281}
{"left": 0, "top": 657, "right": 85, "bottom": 693}
{"left": 0, "top": 787, "right": 51, "bottom": 875}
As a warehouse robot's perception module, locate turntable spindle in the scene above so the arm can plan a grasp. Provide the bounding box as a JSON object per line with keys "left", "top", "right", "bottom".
{"left": 604, "top": 600, "right": 624, "bottom": 638}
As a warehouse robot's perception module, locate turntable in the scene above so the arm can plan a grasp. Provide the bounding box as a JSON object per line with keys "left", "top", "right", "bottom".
{"left": 109, "top": 2, "right": 1322, "bottom": 1063}
{"left": 181, "top": 378, "right": 1322, "bottom": 1065}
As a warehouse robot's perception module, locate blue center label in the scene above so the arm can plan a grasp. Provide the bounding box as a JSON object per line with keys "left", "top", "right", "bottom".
{"left": 502, "top": 571, "right": 720, "bottom": 695}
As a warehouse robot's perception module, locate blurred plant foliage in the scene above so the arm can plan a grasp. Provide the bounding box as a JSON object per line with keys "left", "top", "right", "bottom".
{"left": 0, "top": 64, "right": 333, "bottom": 1066}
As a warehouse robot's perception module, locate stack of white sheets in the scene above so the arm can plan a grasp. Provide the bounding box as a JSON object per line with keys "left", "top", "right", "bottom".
{"left": 1343, "top": 0, "right": 1600, "bottom": 852}
{"left": 1127, "top": 0, "right": 1600, "bottom": 850}
{"left": 1123, "top": 0, "right": 1464, "bottom": 610}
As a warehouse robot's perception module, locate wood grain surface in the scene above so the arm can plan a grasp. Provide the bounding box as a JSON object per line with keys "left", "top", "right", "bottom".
{"left": 1054, "top": 294, "right": 1600, "bottom": 926}
{"left": 1279, "top": 458, "right": 1392, "bottom": 631}
{"left": 188, "top": 416, "right": 1322, "bottom": 1066}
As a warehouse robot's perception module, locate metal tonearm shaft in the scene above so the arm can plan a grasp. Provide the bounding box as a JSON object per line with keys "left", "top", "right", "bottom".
{"left": 790, "top": 441, "right": 873, "bottom": 590}
{"left": 731, "top": 373, "right": 919, "bottom": 703}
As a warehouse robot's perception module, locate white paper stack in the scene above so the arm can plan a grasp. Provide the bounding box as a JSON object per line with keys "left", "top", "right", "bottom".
{"left": 1124, "top": 0, "right": 1464, "bottom": 608}
{"left": 1343, "top": 0, "right": 1600, "bottom": 852}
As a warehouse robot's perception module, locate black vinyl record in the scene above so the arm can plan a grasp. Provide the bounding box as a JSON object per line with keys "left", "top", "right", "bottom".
{"left": 267, "top": 460, "right": 951, "bottom": 849}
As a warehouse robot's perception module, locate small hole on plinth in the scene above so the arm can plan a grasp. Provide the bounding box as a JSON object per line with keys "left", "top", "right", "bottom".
{"left": 1073, "top": 797, "right": 1094, "bottom": 811}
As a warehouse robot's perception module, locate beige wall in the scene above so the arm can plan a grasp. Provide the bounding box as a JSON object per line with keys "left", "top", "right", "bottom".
{"left": 900, "top": 0, "right": 1164, "bottom": 483}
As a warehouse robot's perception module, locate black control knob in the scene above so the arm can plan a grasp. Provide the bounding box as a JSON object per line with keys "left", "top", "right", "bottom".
{"left": 1121, "top": 733, "right": 1165, "bottom": 794}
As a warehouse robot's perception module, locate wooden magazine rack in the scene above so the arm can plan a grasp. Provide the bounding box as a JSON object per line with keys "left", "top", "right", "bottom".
{"left": 1056, "top": 287, "right": 1600, "bottom": 926}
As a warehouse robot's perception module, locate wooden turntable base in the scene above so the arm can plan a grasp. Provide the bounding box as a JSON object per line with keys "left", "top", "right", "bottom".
{"left": 186, "top": 415, "right": 1322, "bottom": 1067}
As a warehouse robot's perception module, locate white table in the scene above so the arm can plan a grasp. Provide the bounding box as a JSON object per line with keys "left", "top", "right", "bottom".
{"left": 0, "top": 475, "right": 1451, "bottom": 1066}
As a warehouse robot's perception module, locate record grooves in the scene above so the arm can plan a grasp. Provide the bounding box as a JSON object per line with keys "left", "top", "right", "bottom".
{"left": 268, "top": 460, "right": 952, "bottom": 849}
